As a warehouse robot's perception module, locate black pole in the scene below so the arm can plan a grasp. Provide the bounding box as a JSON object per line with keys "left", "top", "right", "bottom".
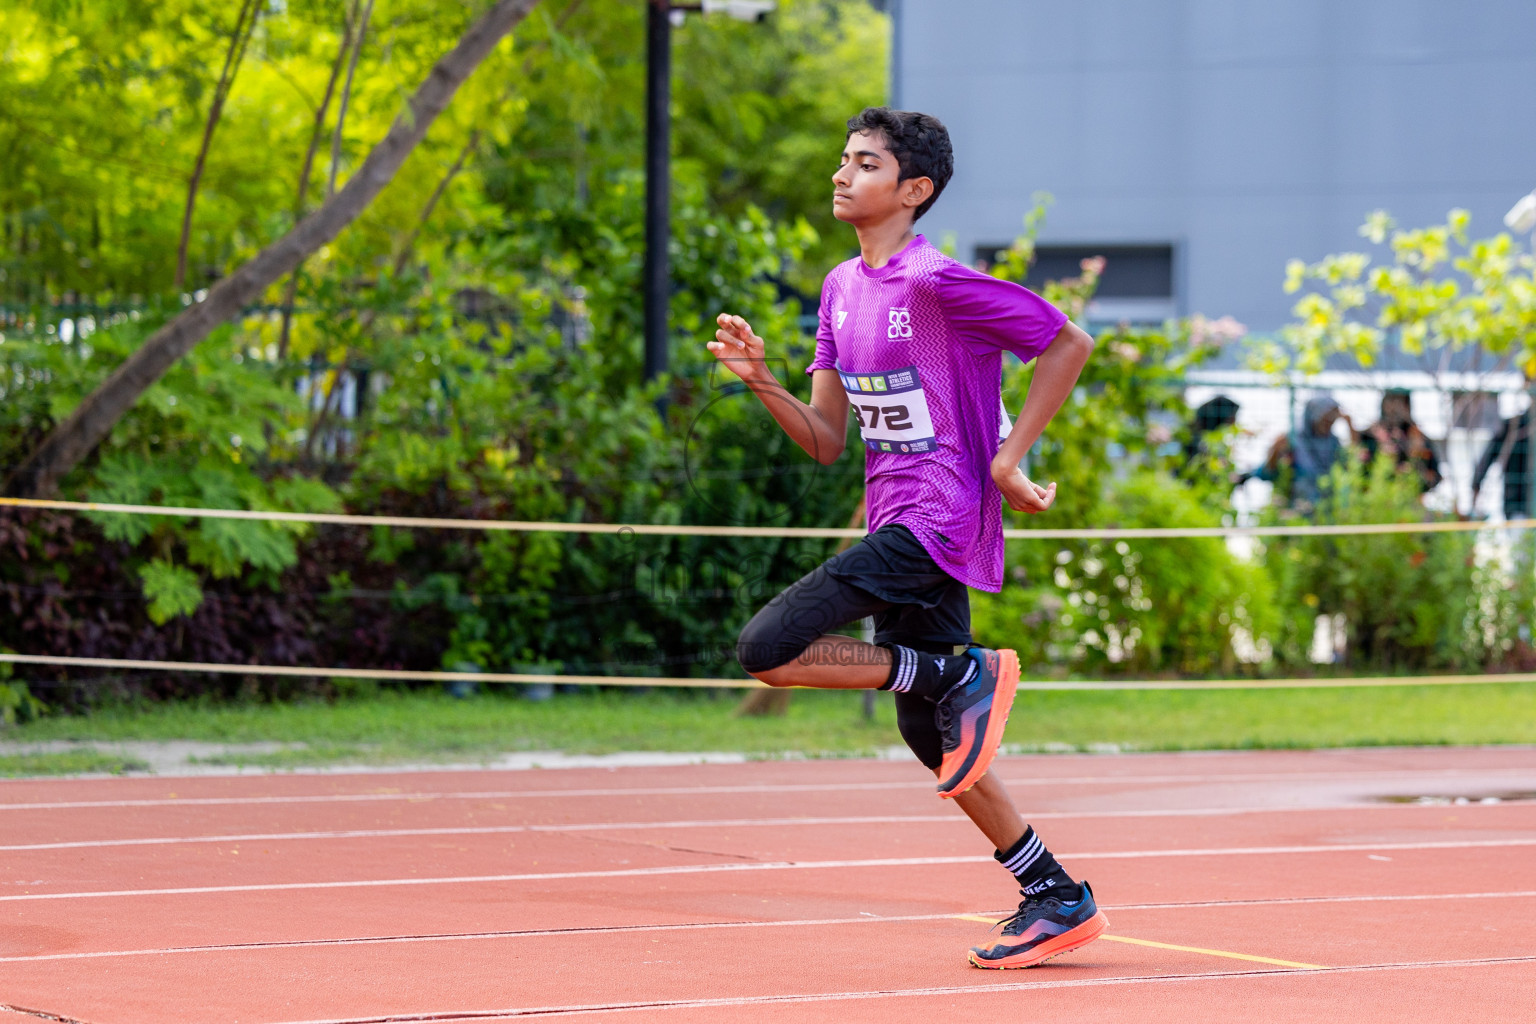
{"left": 643, "top": 0, "right": 671, "bottom": 383}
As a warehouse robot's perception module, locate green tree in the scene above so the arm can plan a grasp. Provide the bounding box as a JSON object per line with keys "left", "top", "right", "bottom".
{"left": 1254, "top": 209, "right": 1536, "bottom": 378}
{"left": 481, "top": 0, "right": 888, "bottom": 292}
{"left": 0, "top": 0, "right": 891, "bottom": 699}
{"left": 6, "top": 0, "right": 546, "bottom": 498}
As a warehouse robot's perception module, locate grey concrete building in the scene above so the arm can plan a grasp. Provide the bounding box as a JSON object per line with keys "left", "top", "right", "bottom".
{"left": 890, "top": 0, "right": 1536, "bottom": 332}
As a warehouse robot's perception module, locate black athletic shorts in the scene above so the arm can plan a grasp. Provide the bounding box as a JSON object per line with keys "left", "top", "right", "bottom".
{"left": 736, "top": 523, "right": 972, "bottom": 769}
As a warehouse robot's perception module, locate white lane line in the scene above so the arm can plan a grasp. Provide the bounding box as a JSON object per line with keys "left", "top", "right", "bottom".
{"left": 2, "top": 890, "right": 1532, "bottom": 965}
{"left": 0, "top": 911, "right": 968, "bottom": 964}
{"left": 0, "top": 816, "right": 964, "bottom": 852}
{"left": 4, "top": 838, "right": 1535, "bottom": 903}
{"left": 1, "top": 766, "right": 1532, "bottom": 812}
{"left": 1114, "top": 889, "right": 1536, "bottom": 910}
{"left": 7, "top": 800, "right": 1518, "bottom": 852}
{"left": 260, "top": 956, "right": 1536, "bottom": 1022}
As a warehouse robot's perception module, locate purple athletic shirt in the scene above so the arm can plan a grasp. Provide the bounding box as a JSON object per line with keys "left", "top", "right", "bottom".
{"left": 807, "top": 234, "right": 1068, "bottom": 592}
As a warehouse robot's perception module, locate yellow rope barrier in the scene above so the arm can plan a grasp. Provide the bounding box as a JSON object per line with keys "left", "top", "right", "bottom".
{"left": 6, "top": 500, "right": 1529, "bottom": 691}
{"left": 2, "top": 496, "right": 1528, "bottom": 541}
{"left": 4, "top": 653, "right": 1533, "bottom": 691}
{"left": 0, "top": 654, "right": 757, "bottom": 689}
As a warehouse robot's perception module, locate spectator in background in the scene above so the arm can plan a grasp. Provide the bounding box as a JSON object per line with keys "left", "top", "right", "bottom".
{"left": 1184, "top": 396, "right": 1239, "bottom": 461}
{"left": 1471, "top": 408, "right": 1533, "bottom": 520}
{"left": 1247, "top": 395, "right": 1357, "bottom": 507}
{"left": 1362, "top": 388, "right": 1441, "bottom": 493}
{"left": 1180, "top": 395, "right": 1240, "bottom": 480}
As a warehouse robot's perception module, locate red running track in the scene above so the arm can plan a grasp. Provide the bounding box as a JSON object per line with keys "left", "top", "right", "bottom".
{"left": 0, "top": 747, "right": 1533, "bottom": 1023}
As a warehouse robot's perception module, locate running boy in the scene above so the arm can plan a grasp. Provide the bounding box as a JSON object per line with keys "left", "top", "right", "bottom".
{"left": 706, "top": 107, "right": 1101, "bottom": 969}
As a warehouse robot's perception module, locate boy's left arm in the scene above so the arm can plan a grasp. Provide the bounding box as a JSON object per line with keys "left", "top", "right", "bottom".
{"left": 993, "top": 322, "right": 1095, "bottom": 513}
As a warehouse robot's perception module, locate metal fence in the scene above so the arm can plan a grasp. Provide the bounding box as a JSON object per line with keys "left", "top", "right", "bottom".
{"left": 1183, "top": 367, "right": 1532, "bottom": 523}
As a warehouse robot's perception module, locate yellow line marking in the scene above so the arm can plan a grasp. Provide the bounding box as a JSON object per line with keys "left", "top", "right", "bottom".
{"left": 952, "top": 915, "right": 1325, "bottom": 970}
{"left": 1099, "top": 934, "right": 1326, "bottom": 969}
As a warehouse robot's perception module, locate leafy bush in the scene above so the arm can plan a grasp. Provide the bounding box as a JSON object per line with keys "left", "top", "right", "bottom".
{"left": 13, "top": 159, "right": 1536, "bottom": 713}
{"left": 971, "top": 219, "right": 1268, "bottom": 678}
{"left": 974, "top": 471, "right": 1275, "bottom": 677}
{"left": 0, "top": 654, "right": 44, "bottom": 726}
{"left": 0, "top": 171, "right": 862, "bottom": 705}
{"left": 0, "top": 312, "right": 341, "bottom": 616}
{"left": 1262, "top": 457, "right": 1530, "bottom": 672}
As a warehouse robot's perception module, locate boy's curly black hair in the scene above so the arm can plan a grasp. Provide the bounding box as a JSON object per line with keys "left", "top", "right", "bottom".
{"left": 845, "top": 106, "right": 953, "bottom": 221}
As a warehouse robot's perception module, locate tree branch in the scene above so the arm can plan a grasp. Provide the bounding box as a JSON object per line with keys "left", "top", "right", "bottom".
{"left": 328, "top": 0, "right": 375, "bottom": 199}
{"left": 174, "top": 0, "right": 262, "bottom": 292}
{"left": 278, "top": 0, "right": 361, "bottom": 361}
{"left": 304, "top": 0, "right": 589, "bottom": 464}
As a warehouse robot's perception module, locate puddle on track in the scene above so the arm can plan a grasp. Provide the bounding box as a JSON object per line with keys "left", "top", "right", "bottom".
{"left": 1373, "top": 791, "right": 1536, "bottom": 806}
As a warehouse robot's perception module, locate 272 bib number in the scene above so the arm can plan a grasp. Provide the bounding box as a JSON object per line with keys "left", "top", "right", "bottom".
{"left": 838, "top": 365, "right": 938, "bottom": 454}
{"left": 852, "top": 402, "right": 914, "bottom": 432}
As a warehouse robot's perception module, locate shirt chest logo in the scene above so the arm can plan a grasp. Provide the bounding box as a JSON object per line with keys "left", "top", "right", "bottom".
{"left": 887, "top": 307, "right": 913, "bottom": 339}
{"left": 836, "top": 309, "right": 849, "bottom": 330}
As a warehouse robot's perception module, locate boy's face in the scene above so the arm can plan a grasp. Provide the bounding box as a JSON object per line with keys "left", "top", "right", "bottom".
{"left": 832, "top": 130, "right": 930, "bottom": 226}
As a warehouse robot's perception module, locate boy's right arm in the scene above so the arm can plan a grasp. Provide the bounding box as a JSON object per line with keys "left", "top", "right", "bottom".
{"left": 708, "top": 313, "right": 849, "bottom": 466}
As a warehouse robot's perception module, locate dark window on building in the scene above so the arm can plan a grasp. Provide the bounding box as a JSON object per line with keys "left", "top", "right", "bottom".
{"left": 975, "top": 244, "right": 1174, "bottom": 299}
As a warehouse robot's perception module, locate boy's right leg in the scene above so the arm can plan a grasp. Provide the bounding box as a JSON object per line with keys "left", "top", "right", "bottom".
{"left": 736, "top": 548, "right": 980, "bottom": 695}
{"left": 736, "top": 559, "right": 895, "bottom": 689}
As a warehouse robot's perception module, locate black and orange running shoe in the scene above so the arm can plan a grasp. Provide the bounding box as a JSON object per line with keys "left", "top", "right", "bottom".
{"left": 968, "top": 881, "right": 1108, "bottom": 969}
{"left": 934, "top": 646, "right": 1019, "bottom": 799}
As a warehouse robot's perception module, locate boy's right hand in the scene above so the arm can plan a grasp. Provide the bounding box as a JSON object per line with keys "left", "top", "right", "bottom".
{"left": 708, "top": 313, "right": 774, "bottom": 385}
{"left": 993, "top": 463, "right": 1057, "bottom": 513}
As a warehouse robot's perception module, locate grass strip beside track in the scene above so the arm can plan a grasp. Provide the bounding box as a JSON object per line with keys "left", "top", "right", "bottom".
{"left": 0, "top": 750, "right": 151, "bottom": 778}
{"left": 3, "top": 685, "right": 1535, "bottom": 770}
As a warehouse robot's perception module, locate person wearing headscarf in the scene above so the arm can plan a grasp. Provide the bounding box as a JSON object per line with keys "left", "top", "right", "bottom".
{"left": 1247, "top": 395, "right": 1356, "bottom": 506}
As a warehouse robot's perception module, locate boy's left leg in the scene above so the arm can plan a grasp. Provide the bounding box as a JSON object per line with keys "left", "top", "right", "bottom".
{"left": 895, "top": 688, "right": 1108, "bottom": 968}
{"left": 885, "top": 626, "right": 1105, "bottom": 968}
{"left": 897, "top": 692, "right": 1078, "bottom": 897}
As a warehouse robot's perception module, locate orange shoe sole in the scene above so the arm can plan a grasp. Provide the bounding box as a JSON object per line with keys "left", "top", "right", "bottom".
{"left": 968, "top": 909, "right": 1108, "bottom": 969}
{"left": 937, "top": 648, "right": 1019, "bottom": 799}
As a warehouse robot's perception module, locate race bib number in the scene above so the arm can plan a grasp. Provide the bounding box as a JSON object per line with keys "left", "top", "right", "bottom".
{"left": 839, "top": 365, "right": 938, "bottom": 454}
